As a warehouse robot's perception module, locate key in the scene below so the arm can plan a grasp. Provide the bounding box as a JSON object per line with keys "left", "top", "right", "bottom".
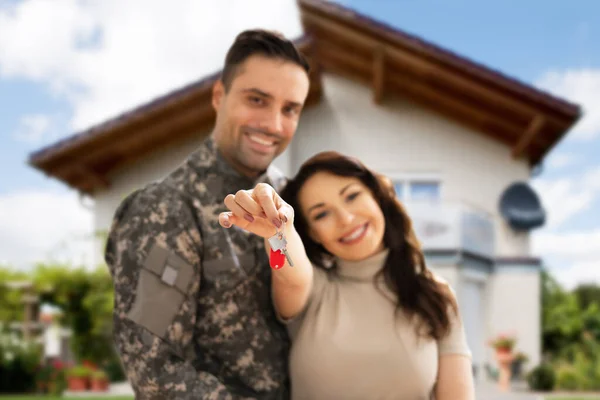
{"left": 268, "top": 232, "right": 286, "bottom": 251}
{"left": 268, "top": 230, "right": 294, "bottom": 268}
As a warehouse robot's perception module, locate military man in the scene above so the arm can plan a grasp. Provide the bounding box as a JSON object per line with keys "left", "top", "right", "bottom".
{"left": 104, "top": 29, "right": 311, "bottom": 399}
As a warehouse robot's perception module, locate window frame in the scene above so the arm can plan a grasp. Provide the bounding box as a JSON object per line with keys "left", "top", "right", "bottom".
{"left": 386, "top": 172, "right": 443, "bottom": 203}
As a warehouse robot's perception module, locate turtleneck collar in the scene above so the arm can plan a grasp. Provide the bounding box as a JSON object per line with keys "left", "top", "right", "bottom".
{"left": 335, "top": 248, "right": 390, "bottom": 281}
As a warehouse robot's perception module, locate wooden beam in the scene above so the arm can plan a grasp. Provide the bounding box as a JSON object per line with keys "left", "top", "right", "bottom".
{"left": 512, "top": 115, "right": 545, "bottom": 159}
{"left": 32, "top": 88, "right": 212, "bottom": 169}
{"left": 302, "top": 12, "right": 569, "bottom": 128}
{"left": 78, "top": 165, "right": 110, "bottom": 189}
{"left": 373, "top": 46, "right": 385, "bottom": 104}
{"left": 51, "top": 103, "right": 214, "bottom": 179}
{"left": 316, "top": 45, "right": 524, "bottom": 138}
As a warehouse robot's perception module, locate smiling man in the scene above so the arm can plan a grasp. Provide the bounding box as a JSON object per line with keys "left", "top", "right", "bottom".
{"left": 104, "top": 29, "right": 311, "bottom": 400}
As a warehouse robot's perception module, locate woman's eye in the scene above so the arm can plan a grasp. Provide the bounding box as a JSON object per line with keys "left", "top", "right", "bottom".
{"left": 347, "top": 192, "right": 361, "bottom": 201}
{"left": 313, "top": 211, "right": 328, "bottom": 220}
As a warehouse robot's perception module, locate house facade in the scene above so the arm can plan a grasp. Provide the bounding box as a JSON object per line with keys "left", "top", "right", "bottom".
{"left": 29, "top": 0, "right": 581, "bottom": 383}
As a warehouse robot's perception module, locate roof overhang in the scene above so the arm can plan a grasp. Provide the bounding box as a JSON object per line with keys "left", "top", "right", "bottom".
{"left": 28, "top": 0, "right": 581, "bottom": 196}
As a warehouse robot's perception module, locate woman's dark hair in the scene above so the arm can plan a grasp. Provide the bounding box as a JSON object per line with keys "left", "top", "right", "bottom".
{"left": 280, "top": 151, "right": 458, "bottom": 340}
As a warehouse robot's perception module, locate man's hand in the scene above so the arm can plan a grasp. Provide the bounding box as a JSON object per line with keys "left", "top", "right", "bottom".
{"left": 219, "top": 183, "right": 294, "bottom": 238}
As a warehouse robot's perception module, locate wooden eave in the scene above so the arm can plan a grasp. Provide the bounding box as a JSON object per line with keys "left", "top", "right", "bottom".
{"left": 28, "top": 0, "right": 581, "bottom": 196}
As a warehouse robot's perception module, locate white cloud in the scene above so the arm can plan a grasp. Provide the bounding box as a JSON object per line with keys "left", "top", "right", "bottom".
{"left": 535, "top": 68, "right": 600, "bottom": 140}
{"left": 546, "top": 152, "right": 577, "bottom": 170}
{"left": 532, "top": 174, "right": 596, "bottom": 230}
{"left": 531, "top": 165, "right": 600, "bottom": 289}
{"left": 532, "top": 229, "right": 600, "bottom": 290}
{"left": 13, "top": 114, "right": 51, "bottom": 144}
{"left": 0, "top": 0, "right": 303, "bottom": 132}
{"left": 0, "top": 189, "right": 94, "bottom": 269}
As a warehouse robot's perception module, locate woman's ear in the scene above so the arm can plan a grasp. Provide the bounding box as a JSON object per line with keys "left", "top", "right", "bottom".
{"left": 307, "top": 227, "right": 321, "bottom": 244}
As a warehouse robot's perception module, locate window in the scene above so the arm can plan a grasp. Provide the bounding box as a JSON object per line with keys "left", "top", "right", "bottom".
{"left": 410, "top": 181, "right": 440, "bottom": 202}
{"left": 391, "top": 175, "right": 441, "bottom": 203}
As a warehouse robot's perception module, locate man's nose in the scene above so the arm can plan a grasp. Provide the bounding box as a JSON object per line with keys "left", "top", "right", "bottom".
{"left": 259, "top": 109, "right": 283, "bottom": 135}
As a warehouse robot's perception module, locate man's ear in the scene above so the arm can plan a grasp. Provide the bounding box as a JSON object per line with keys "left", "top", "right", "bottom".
{"left": 212, "top": 80, "right": 225, "bottom": 111}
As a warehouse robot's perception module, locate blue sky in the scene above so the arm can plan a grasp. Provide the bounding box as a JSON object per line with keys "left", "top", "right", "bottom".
{"left": 0, "top": 0, "right": 598, "bottom": 287}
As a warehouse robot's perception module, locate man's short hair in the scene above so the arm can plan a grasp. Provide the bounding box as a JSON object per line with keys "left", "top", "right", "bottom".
{"left": 221, "top": 29, "right": 311, "bottom": 91}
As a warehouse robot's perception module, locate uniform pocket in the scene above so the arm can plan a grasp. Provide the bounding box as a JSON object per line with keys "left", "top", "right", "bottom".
{"left": 127, "top": 242, "right": 195, "bottom": 338}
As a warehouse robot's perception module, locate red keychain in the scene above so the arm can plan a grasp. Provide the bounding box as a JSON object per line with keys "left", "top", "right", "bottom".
{"left": 269, "top": 248, "right": 286, "bottom": 270}
{"left": 268, "top": 222, "right": 294, "bottom": 270}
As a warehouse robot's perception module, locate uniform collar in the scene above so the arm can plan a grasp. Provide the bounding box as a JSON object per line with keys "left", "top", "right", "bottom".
{"left": 187, "top": 135, "right": 285, "bottom": 195}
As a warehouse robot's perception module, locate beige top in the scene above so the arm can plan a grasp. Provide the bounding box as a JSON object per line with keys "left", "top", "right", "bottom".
{"left": 281, "top": 249, "right": 471, "bottom": 400}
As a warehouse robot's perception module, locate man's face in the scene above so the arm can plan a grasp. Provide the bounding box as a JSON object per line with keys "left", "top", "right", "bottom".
{"left": 211, "top": 55, "right": 310, "bottom": 177}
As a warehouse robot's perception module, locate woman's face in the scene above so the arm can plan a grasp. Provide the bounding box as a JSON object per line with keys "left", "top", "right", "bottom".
{"left": 297, "top": 171, "right": 386, "bottom": 261}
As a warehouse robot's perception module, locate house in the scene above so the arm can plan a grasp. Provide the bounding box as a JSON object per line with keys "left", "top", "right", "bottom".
{"left": 28, "top": 0, "right": 581, "bottom": 383}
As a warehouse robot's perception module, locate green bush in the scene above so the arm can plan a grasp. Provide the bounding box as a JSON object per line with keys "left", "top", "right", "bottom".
{"left": 0, "top": 324, "right": 42, "bottom": 393}
{"left": 527, "top": 363, "right": 556, "bottom": 391}
{"left": 556, "top": 366, "right": 579, "bottom": 390}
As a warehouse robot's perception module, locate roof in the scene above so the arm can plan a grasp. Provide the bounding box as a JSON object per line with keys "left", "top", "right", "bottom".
{"left": 29, "top": 0, "right": 582, "bottom": 195}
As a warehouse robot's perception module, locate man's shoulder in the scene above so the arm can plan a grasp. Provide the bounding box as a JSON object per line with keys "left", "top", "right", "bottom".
{"left": 109, "top": 179, "right": 199, "bottom": 235}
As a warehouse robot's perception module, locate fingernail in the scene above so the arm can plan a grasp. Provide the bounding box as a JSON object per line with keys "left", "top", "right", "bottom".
{"left": 245, "top": 214, "right": 254, "bottom": 223}
{"left": 272, "top": 218, "right": 282, "bottom": 228}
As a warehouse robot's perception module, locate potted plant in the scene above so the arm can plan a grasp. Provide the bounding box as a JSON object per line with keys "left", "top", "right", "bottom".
{"left": 489, "top": 333, "right": 516, "bottom": 355}
{"left": 511, "top": 351, "right": 529, "bottom": 380}
{"left": 90, "top": 369, "right": 110, "bottom": 392}
{"left": 66, "top": 365, "right": 92, "bottom": 391}
{"left": 488, "top": 333, "right": 517, "bottom": 391}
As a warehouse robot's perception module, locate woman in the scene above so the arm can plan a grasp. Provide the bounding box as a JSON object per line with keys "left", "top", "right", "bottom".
{"left": 219, "top": 151, "right": 475, "bottom": 400}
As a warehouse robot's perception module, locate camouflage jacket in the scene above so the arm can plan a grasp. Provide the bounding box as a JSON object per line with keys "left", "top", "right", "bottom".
{"left": 104, "top": 136, "right": 290, "bottom": 400}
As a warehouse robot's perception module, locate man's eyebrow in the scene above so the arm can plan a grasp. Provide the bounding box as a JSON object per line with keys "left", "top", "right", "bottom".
{"left": 242, "top": 87, "right": 303, "bottom": 108}
{"left": 242, "top": 88, "right": 273, "bottom": 98}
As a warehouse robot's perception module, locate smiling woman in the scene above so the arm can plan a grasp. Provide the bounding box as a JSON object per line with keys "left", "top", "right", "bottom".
{"left": 219, "top": 150, "right": 476, "bottom": 400}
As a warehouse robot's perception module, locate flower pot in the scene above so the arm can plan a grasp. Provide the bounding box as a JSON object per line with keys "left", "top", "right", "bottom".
{"left": 67, "top": 376, "right": 88, "bottom": 391}
{"left": 91, "top": 378, "right": 109, "bottom": 392}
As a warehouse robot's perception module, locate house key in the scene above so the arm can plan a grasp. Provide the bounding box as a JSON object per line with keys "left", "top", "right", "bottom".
{"left": 268, "top": 222, "right": 294, "bottom": 270}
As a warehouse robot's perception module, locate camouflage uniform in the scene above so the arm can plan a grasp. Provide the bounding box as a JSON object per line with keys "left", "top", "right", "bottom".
{"left": 104, "top": 136, "right": 290, "bottom": 399}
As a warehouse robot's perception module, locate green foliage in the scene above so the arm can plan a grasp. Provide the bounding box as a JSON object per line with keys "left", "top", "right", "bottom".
{"left": 556, "top": 365, "right": 579, "bottom": 391}
{"left": 540, "top": 268, "right": 600, "bottom": 391}
{"left": 573, "top": 283, "right": 600, "bottom": 311}
{"left": 0, "top": 260, "right": 125, "bottom": 384}
{"left": 0, "top": 267, "right": 29, "bottom": 323}
{"left": 0, "top": 324, "right": 42, "bottom": 393}
{"left": 35, "top": 360, "right": 67, "bottom": 396}
{"left": 66, "top": 365, "right": 93, "bottom": 378}
{"left": 527, "top": 363, "right": 556, "bottom": 391}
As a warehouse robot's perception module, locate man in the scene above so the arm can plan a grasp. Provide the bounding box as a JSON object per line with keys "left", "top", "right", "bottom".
{"left": 104, "top": 29, "right": 311, "bottom": 399}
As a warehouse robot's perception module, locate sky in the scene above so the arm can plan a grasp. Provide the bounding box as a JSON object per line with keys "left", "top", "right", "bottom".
{"left": 0, "top": 0, "right": 598, "bottom": 289}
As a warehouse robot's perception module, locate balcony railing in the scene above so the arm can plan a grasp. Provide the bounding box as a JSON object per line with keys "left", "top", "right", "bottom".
{"left": 403, "top": 201, "right": 495, "bottom": 259}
